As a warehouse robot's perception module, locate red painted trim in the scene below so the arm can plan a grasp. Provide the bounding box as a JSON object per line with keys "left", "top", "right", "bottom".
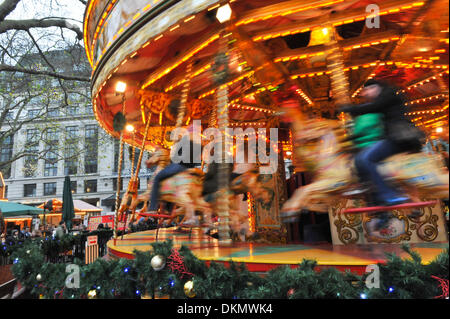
{"left": 343, "top": 201, "right": 437, "bottom": 213}
{"left": 108, "top": 247, "right": 381, "bottom": 275}
{"left": 108, "top": 247, "right": 135, "bottom": 259}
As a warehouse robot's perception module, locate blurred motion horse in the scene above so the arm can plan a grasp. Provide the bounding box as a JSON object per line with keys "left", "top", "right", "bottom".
{"left": 281, "top": 108, "right": 449, "bottom": 218}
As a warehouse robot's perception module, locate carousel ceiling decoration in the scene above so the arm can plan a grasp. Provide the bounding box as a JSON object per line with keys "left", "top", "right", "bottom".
{"left": 84, "top": 0, "right": 449, "bottom": 150}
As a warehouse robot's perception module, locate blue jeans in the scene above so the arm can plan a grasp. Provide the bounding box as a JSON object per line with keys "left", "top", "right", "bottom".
{"left": 354, "top": 139, "right": 406, "bottom": 203}
{"left": 149, "top": 163, "right": 188, "bottom": 210}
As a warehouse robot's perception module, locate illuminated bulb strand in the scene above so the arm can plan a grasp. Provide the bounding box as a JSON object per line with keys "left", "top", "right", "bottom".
{"left": 407, "top": 106, "right": 448, "bottom": 115}
{"left": 142, "top": 34, "right": 220, "bottom": 90}
{"left": 91, "top": 0, "right": 139, "bottom": 61}
{"left": 402, "top": 70, "right": 450, "bottom": 91}
{"left": 352, "top": 72, "right": 377, "bottom": 97}
{"left": 296, "top": 88, "right": 313, "bottom": 105}
{"left": 415, "top": 114, "right": 448, "bottom": 126}
{"left": 165, "top": 63, "right": 213, "bottom": 92}
{"left": 229, "top": 121, "right": 267, "bottom": 127}
{"left": 292, "top": 61, "right": 449, "bottom": 80}
{"left": 229, "top": 104, "right": 276, "bottom": 114}
{"left": 176, "top": 62, "right": 193, "bottom": 129}
{"left": 236, "top": 0, "right": 346, "bottom": 26}
{"left": 253, "top": 2, "right": 424, "bottom": 41}
{"left": 229, "top": 87, "right": 268, "bottom": 105}
{"left": 199, "top": 70, "right": 257, "bottom": 99}
{"left": 91, "top": 0, "right": 197, "bottom": 70}
{"left": 275, "top": 37, "right": 400, "bottom": 63}
{"left": 405, "top": 93, "right": 449, "bottom": 106}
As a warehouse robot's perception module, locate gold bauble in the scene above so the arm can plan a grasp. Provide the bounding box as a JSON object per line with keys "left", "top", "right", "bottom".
{"left": 184, "top": 280, "right": 196, "bottom": 298}
{"left": 87, "top": 289, "right": 97, "bottom": 299}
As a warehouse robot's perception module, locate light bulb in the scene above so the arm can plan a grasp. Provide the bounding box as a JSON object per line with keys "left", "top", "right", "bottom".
{"left": 115, "top": 81, "right": 127, "bottom": 93}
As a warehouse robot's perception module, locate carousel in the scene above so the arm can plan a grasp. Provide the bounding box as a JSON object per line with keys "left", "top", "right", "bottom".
{"left": 83, "top": 0, "right": 449, "bottom": 273}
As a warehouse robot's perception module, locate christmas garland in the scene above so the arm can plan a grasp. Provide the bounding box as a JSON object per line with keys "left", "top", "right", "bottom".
{"left": 9, "top": 238, "right": 449, "bottom": 299}
{"left": 1, "top": 229, "right": 113, "bottom": 260}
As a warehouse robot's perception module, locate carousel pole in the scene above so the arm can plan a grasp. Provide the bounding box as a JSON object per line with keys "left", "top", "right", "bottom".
{"left": 216, "top": 32, "right": 232, "bottom": 245}
{"left": 327, "top": 26, "right": 351, "bottom": 108}
{"left": 175, "top": 62, "right": 193, "bottom": 128}
{"left": 114, "top": 89, "right": 127, "bottom": 242}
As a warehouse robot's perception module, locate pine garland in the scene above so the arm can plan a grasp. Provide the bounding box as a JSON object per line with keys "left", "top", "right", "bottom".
{"left": 10, "top": 238, "right": 449, "bottom": 299}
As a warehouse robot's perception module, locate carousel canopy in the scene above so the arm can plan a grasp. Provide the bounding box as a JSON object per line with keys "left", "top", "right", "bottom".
{"left": 84, "top": 0, "right": 449, "bottom": 150}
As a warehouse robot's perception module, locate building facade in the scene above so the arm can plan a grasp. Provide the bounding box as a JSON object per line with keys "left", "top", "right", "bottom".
{"left": 0, "top": 48, "right": 152, "bottom": 212}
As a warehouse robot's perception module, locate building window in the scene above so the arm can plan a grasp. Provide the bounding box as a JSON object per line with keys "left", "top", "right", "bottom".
{"left": 44, "top": 160, "right": 58, "bottom": 177}
{"left": 27, "top": 109, "right": 40, "bottom": 119}
{"left": 24, "top": 184, "right": 36, "bottom": 197}
{"left": 67, "top": 106, "right": 78, "bottom": 116}
{"left": 70, "top": 181, "right": 77, "bottom": 194}
{"left": 84, "top": 180, "right": 97, "bottom": 193}
{"left": 43, "top": 182, "right": 56, "bottom": 196}
{"left": 0, "top": 135, "right": 14, "bottom": 179}
{"left": 43, "top": 128, "right": 58, "bottom": 177}
{"left": 65, "top": 126, "right": 78, "bottom": 139}
{"left": 64, "top": 126, "right": 78, "bottom": 175}
{"left": 86, "top": 105, "right": 94, "bottom": 114}
{"left": 112, "top": 177, "right": 123, "bottom": 191}
{"left": 26, "top": 128, "right": 39, "bottom": 142}
{"left": 47, "top": 108, "right": 59, "bottom": 117}
{"left": 84, "top": 125, "right": 98, "bottom": 174}
{"left": 24, "top": 129, "right": 39, "bottom": 178}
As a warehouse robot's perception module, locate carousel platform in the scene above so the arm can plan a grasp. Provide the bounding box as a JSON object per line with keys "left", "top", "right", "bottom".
{"left": 107, "top": 227, "right": 449, "bottom": 275}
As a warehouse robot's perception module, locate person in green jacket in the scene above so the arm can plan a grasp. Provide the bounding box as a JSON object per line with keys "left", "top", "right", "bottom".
{"left": 342, "top": 112, "right": 384, "bottom": 195}
{"left": 351, "top": 113, "right": 384, "bottom": 150}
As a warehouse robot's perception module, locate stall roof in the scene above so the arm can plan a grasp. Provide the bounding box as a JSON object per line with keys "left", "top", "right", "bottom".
{"left": 36, "top": 199, "right": 102, "bottom": 213}
{"left": 0, "top": 201, "right": 43, "bottom": 218}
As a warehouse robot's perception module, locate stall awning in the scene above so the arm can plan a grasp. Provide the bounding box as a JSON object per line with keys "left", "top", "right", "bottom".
{"left": 0, "top": 201, "right": 43, "bottom": 218}
{"left": 37, "top": 198, "right": 102, "bottom": 213}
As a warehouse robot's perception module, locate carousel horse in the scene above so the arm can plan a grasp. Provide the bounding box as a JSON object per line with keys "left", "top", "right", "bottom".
{"left": 129, "top": 148, "right": 212, "bottom": 225}
{"left": 116, "top": 176, "right": 140, "bottom": 223}
{"left": 281, "top": 108, "right": 449, "bottom": 217}
{"left": 131, "top": 148, "right": 266, "bottom": 234}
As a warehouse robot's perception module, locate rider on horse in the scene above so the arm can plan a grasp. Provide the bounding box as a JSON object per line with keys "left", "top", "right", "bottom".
{"left": 339, "top": 79, "right": 425, "bottom": 207}
{"left": 147, "top": 126, "right": 201, "bottom": 217}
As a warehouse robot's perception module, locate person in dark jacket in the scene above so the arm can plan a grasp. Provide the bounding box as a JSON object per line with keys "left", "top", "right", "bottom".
{"left": 339, "top": 79, "right": 423, "bottom": 206}
{"left": 147, "top": 127, "right": 201, "bottom": 212}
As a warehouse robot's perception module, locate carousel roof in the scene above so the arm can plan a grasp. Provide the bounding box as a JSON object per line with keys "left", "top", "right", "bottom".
{"left": 84, "top": 0, "right": 449, "bottom": 150}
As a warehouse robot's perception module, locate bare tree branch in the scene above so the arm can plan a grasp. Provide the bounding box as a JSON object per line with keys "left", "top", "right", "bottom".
{"left": 0, "top": 63, "right": 90, "bottom": 81}
{"left": 0, "top": 0, "right": 21, "bottom": 22}
{"left": 26, "top": 30, "right": 70, "bottom": 105}
{"left": 0, "top": 18, "right": 83, "bottom": 39}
